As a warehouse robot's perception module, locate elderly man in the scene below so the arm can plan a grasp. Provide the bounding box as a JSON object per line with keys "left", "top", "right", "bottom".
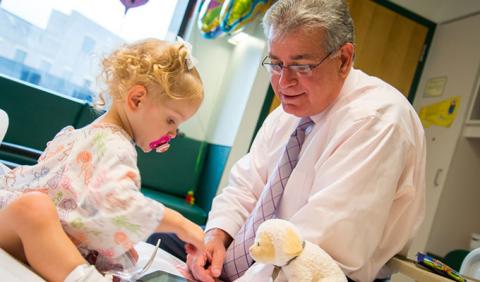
{"left": 151, "top": 0, "right": 426, "bottom": 281}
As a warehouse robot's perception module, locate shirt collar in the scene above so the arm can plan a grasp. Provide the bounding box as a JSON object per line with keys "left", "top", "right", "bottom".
{"left": 308, "top": 67, "right": 356, "bottom": 124}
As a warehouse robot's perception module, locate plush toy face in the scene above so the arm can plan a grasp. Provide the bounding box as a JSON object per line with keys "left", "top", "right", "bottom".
{"left": 249, "top": 219, "right": 304, "bottom": 266}
{"left": 246, "top": 219, "right": 347, "bottom": 282}
{"left": 250, "top": 232, "right": 276, "bottom": 263}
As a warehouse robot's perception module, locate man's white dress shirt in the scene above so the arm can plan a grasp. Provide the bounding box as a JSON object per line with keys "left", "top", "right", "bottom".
{"left": 206, "top": 69, "right": 426, "bottom": 281}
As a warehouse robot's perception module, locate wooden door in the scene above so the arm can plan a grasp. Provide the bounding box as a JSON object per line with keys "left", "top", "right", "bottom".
{"left": 348, "top": 0, "right": 428, "bottom": 97}
{"left": 267, "top": 0, "right": 431, "bottom": 113}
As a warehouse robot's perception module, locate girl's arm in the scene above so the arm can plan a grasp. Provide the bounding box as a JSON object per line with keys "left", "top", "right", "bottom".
{"left": 154, "top": 207, "right": 205, "bottom": 253}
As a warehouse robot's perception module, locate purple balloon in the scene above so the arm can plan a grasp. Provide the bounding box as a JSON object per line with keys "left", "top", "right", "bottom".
{"left": 120, "top": 0, "right": 150, "bottom": 14}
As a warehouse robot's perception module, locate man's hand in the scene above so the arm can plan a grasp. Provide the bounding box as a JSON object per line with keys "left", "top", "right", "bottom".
{"left": 186, "top": 228, "right": 232, "bottom": 282}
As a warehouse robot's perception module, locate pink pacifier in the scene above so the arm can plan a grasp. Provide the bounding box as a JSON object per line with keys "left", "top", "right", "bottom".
{"left": 149, "top": 135, "right": 173, "bottom": 153}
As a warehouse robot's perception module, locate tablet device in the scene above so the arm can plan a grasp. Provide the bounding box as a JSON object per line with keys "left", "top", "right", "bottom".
{"left": 137, "top": 270, "right": 196, "bottom": 282}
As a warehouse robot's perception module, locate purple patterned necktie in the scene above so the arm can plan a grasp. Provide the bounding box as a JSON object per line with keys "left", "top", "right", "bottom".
{"left": 221, "top": 117, "right": 314, "bottom": 281}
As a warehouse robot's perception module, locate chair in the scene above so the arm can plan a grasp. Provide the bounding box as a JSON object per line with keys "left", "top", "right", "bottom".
{"left": 460, "top": 248, "right": 480, "bottom": 280}
{"left": 0, "top": 109, "right": 12, "bottom": 173}
{"left": 0, "top": 109, "right": 8, "bottom": 143}
{"left": 444, "top": 249, "right": 469, "bottom": 272}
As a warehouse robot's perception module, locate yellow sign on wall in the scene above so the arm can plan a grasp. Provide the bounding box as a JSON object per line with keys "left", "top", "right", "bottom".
{"left": 419, "top": 96, "right": 460, "bottom": 128}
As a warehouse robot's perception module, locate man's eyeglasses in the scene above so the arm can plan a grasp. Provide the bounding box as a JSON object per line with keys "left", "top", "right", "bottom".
{"left": 261, "top": 50, "right": 335, "bottom": 77}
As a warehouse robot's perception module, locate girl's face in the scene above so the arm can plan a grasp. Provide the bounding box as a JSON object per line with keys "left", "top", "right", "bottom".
{"left": 127, "top": 86, "right": 201, "bottom": 152}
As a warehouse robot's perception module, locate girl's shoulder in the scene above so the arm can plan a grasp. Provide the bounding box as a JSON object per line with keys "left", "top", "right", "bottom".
{"left": 79, "top": 123, "right": 135, "bottom": 154}
{"left": 88, "top": 123, "right": 131, "bottom": 138}
{"left": 52, "top": 125, "right": 75, "bottom": 140}
{"left": 49, "top": 123, "right": 132, "bottom": 146}
{"left": 41, "top": 123, "right": 135, "bottom": 162}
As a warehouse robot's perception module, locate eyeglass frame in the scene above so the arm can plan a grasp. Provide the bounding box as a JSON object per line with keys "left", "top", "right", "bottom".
{"left": 261, "top": 49, "right": 337, "bottom": 77}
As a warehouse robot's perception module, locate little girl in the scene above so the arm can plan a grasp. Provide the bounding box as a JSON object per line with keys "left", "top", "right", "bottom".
{"left": 0, "top": 38, "right": 205, "bottom": 281}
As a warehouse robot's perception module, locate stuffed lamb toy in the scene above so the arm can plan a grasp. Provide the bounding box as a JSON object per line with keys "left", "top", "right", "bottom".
{"left": 244, "top": 219, "right": 347, "bottom": 282}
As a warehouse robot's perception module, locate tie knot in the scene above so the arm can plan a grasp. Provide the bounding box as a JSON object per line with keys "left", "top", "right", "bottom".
{"left": 296, "top": 117, "right": 314, "bottom": 132}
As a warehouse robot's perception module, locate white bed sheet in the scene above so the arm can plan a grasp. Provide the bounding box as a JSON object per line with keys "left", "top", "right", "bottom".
{"left": 0, "top": 242, "right": 190, "bottom": 281}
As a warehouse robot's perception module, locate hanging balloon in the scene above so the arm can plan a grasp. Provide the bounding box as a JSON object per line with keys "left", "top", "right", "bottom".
{"left": 197, "top": 0, "right": 225, "bottom": 39}
{"left": 120, "top": 0, "right": 150, "bottom": 14}
{"left": 219, "top": 0, "right": 274, "bottom": 34}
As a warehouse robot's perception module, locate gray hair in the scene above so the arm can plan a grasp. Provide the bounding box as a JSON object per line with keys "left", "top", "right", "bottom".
{"left": 262, "top": 0, "right": 354, "bottom": 53}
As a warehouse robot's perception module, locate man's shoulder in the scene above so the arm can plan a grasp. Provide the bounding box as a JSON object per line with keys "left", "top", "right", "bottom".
{"left": 323, "top": 69, "right": 423, "bottom": 137}
{"left": 339, "top": 69, "right": 417, "bottom": 121}
{"left": 348, "top": 69, "right": 407, "bottom": 102}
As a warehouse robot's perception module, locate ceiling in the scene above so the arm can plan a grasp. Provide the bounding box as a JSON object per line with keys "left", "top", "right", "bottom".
{"left": 389, "top": 0, "right": 480, "bottom": 23}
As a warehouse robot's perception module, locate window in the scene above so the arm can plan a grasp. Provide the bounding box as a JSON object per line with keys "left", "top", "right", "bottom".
{"left": 20, "top": 70, "right": 41, "bottom": 85}
{"left": 40, "top": 60, "right": 52, "bottom": 73}
{"left": 0, "top": 0, "right": 190, "bottom": 101}
{"left": 83, "top": 79, "right": 92, "bottom": 89}
{"left": 63, "top": 69, "right": 73, "bottom": 80}
{"left": 81, "top": 36, "right": 96, "bottom": 54}
{"left": 14, "top": 49, "right": 27, "bottom": 63}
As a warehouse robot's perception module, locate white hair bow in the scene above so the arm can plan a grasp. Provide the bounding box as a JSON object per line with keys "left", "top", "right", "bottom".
{"left": 176, "top": 36, "right": 199, "bottom": 70}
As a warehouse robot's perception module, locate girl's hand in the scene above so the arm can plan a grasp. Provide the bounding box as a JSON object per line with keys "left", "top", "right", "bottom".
{"left": 154, "top": 208, "right": 205, "bottom": 253}
{"left": 175, "top": 219, "right": 206, "bottom": 253}
{"left": 186, "top": 228, "right": 231, "bottom": 282}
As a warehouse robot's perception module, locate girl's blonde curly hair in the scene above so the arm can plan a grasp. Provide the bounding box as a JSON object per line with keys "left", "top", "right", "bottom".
{"left": 95, "top": 38, "right": 203, "bottom": 110}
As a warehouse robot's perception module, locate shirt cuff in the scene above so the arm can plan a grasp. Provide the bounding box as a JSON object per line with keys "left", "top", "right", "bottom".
{"left": 205, "top": 216, "right": 243, "bottom": 238}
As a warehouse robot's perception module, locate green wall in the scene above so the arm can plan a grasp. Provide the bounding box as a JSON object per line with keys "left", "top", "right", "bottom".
{"left": 0, "top": 74, "right": 230, "bottom": 224}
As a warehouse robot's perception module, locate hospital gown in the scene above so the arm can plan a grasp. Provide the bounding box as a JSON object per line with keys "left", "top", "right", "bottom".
{"left": 0, "top": 123, "right": 165, "bottom": 271}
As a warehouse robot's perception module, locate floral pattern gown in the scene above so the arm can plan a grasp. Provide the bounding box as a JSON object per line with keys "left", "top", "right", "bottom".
{"left": 0, "top": 123, "right": 165, "bottom": 271}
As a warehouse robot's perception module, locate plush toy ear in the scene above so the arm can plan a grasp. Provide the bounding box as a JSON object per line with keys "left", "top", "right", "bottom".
{"left": 282, "top": 228, "right": 303, "bottom": 257}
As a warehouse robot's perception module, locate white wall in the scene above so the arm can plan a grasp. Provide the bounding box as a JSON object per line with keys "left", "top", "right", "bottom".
{"left": 207, "top": 26, "right": 267, "bottom": 146}
{"left": 179, "top": 12, "right": 270, "bottom": 148}
{"left": 408, "top": 12, "right": 480, "bottom": 258}
{"left": 427, "top": 137, "right": 480, "bottom": 256}
{"left": 178, "top": 21, "right": 233, "bottom": 142}
{"left": 390, "top": 0, "right": 480, "bottom": 23}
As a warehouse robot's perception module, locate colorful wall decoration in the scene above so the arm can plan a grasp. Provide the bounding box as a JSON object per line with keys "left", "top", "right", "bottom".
{"left": 119, "top": 0, "right": 149, "bottom": 14}
{"left": 198, "top": 0, "right": 274, "bottom": 39}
